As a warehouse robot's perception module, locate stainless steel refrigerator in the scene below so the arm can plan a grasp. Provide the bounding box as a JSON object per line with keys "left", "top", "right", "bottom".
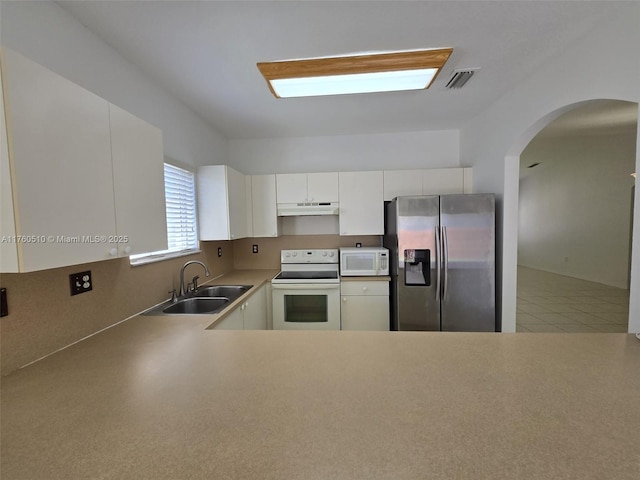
{"left": 384, "top": 194, "right": 495, "bottom": 331}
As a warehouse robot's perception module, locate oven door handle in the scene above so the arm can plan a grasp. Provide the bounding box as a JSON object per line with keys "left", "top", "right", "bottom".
{"left": 271, "top": 283, "right": 340, "bottom": 290}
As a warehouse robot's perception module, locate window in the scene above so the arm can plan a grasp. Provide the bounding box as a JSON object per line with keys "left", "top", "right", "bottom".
{"left": 130, "top": 162, "right": 199, "bottom": 264}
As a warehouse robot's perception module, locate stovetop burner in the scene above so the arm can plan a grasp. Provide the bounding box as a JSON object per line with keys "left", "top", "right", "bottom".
{"left": 272, "top": 249, "right": 340, "bottom": 285}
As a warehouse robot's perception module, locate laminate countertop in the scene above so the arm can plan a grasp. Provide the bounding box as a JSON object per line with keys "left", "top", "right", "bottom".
{"left": 1, "top": 271, "right": 639, "bottom": 479}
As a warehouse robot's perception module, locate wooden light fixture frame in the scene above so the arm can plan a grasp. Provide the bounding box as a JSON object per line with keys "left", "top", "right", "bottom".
{"left": 257, "top": 48, "right": 454, "bottom": 98}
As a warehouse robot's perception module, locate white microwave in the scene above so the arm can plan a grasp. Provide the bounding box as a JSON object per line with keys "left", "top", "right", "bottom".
{"left": 340, "top": 247, "right": 389, "bottom": 276}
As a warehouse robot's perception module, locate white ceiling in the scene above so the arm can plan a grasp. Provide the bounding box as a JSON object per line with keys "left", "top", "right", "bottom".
{"left": 56, "top": 1, "right": 629, "bottom": 140}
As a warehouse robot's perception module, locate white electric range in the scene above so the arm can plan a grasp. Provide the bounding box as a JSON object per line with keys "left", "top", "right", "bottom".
{"left": 271, "top": 249, "right": 341, "bottom": 330}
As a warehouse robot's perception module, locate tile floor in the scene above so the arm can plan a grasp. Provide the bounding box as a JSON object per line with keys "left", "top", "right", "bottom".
{"left": 516, "top": 266, "right": 630, "bottom": 333}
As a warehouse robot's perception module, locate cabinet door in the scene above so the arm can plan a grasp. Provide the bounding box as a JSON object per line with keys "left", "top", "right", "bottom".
{"left": 227, "top": 166, "right": 247, "bottom": 239}
{"left": 383, "top": 169, "right": 423, "bottom": 201}
{"left": 243, "top": 285, "right": 267, "bottom": 330}
{"left": 198, "top": 165, "right": 247, "bottom": 241}
{"left": 109, "top": 104, "right": 167, "bottom": 256}
{"left": 276, "top": 173, "right": 307, "bottom": 203}
{"left": 245, "top": 175, "right": 253, "bottom": 237}
{"left": 197, "top": 165, "right": 230, "bottom": 240}
{"left": 307, "top": 172, "right": 338, "bottom": 202}
{"left": 339, "top": 171, "right": 384, "bottom": 235}
{"left": 422, "top": 168, "right": 464, "bottom": 195}
{"left": 212, "top": 307, "right": 244, "bottom": 330}
{"left": 0, "top": 61, "right": 18, "bottom": 272}
{"left": 341, "top": 295, "right": 390, "bottom": 331}
{"left": 463, "top": 168, "right": 473, "bottom": 193}
{"left": 251, "top": 175, "right": 280, "bottom": 237}
{"left": 2, "top": 48, "right": 116, "bottom": 271}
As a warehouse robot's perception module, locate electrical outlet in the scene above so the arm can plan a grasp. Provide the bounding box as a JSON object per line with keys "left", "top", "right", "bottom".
{"left": 218, "top": 247, "right": 222, "bottom": 257}
{"left": 252, "top": 244, "right": 259, "bottom": 254}
{"left": 70, "top": 271, "right": 92, "bottom": 296}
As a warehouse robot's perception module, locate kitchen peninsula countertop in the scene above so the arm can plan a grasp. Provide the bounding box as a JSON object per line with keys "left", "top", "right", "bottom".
{"left": 1, "top": 278, "right": 639, "bottom": 479}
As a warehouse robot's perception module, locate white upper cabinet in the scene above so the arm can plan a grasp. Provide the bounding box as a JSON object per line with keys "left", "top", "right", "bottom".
{"left": 463, "top": 167, "right": 473, "bottom": 193}
{"left": 109, "top": 104, "right": 167, "bottom": 256}
{"left": 245, "top": 175, "right": 253, "bottom": 237}
{"left": 198, "top": 165, "right": 248, "bottom": 240}
{"left": 251, "top": 175, "right": 280, "bottom": 237}
{"left": 383, "top": 169, "right": 423, "bottom": 201}
{"left": 422, "top": 168, "right": 464, "bottom": 195}
{"left": 383, "top": 167, "right": 469, "bottom": 200}
{"left": 276, "top": 172, "right": 338, "bottom": 203}
{"left": 0, "top": 48, "right": 167, "bottom": 272}
{"left": 0, "top": 60, "right": 18, "bottom": 272}
{"left": 2, "top": 48, "right": 116, "bottom": 271}
{"left": 307, "top": 172, "right": 339, "bottom": 202}
{"left": 276, "top": 173, "right": 306, "bottom": 203}
{"left": 339, "top": 171, "right": 384, "bottom": 235}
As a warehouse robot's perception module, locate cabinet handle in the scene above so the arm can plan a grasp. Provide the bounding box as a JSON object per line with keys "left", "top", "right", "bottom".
{"left": 342, "top": 297, "right": 347, "bottom": 302}
{"left": 362, "top": 287, "right": 368, "bottom": 292}
{"left": 109, "top": 248, "right": 118, "bottom": 256}
{"left": 124, "top": 246, "right": 132, "bottom": 254}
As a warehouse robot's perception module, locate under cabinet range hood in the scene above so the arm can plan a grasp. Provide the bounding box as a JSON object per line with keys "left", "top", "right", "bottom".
{"left": 277, "top": 202, "right": 339, "bottom": 216}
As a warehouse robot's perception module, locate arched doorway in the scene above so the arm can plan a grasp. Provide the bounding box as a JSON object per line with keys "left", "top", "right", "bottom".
{"left": 516, "top": 100, "right": 637, "bottom": 332}
{"left": 499, "top": 100, "right": 640, "bottom": 334}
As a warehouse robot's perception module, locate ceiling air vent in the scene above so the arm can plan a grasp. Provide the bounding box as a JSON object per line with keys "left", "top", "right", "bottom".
{"left": 445, "top": 68, "right": 479, "bottom": 89}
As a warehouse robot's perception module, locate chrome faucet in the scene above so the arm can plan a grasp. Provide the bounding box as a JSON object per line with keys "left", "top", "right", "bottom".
{"left": 179, "top": 260, "right": 211, "bottom": 296}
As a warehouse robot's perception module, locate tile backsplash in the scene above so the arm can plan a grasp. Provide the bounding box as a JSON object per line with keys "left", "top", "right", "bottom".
{"left": 231, "top": 235, "right": 381, "bottom": 270}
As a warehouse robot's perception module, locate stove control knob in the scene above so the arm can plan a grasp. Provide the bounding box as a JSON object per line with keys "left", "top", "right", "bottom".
{"left": 285, "top": 252, "right": 290, "bottom": 258}
{"left": 292, "top": 252, "right": 298, "bottom": 257}
{"left": 322, "top": 252, "right": 327, "bottom": 257}
{"left": 329, "top": 252, "right": 335, "bottom": 257}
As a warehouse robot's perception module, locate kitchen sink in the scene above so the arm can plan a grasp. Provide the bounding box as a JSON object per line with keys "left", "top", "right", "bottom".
{"left": 142, "top": 284, "right": 254, "bottom": 316}
{"left": 162, "top": 297, "right": 230, "bottom": 315}
{"left": 193, "top": 285, "right": 252, "bottom": 300}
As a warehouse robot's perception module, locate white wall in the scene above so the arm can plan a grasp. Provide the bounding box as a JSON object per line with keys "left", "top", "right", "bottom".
{"left": 0, "top": 1, "right": 227, "bottom": 168}
{"left": 460, "top": 5, "right": 640, "bottom": 332}
{"left": 228, "top": 129, "right": 460, "bottom": 174}
{"left": 518, "top": 132, "right": 636, "bottom": 289}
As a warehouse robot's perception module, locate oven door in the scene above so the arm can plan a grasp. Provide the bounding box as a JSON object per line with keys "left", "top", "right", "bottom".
{"left": 272, "top": 283, "right": 341, "bottom": 330}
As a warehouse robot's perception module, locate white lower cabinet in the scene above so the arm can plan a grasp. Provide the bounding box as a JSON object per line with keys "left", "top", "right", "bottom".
{"left": 212, "top": 284, "right": 267, "bottom": 330}
{"left": 340, "top": 280, "right": 390, "bottom": 331}
{"left": 212, "top": 306, "right": 244, "bottom": 330}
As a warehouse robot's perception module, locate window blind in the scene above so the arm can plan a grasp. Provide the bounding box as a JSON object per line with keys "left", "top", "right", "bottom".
{"left": 130, "top": 162, "right": 198, "bottom": 263}
{"left": 163, "top": 163, "right": 198, "bottom": 252}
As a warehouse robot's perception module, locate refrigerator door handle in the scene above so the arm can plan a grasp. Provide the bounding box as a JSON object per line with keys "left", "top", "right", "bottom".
{"left": 435, "top": 227, "right": 441, "bottom": 300}
{"left": 442, "top": 226, "right": 449, "bottom": 302}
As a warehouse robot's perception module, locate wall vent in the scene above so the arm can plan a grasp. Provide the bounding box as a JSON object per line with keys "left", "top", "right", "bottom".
{"left": 445, "top": 68, "right": 479, "bottom": 89}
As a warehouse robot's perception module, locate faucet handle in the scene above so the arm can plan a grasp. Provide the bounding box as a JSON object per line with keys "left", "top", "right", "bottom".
{"left": 192, "top": 275, "right": 200, "bottom": 290}
{"left": 168, "top": 289, "right": 178, "bottom": 303}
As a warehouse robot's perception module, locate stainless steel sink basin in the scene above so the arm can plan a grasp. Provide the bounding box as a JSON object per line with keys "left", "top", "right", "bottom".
{"left": 193, "top": 285, "right": 252, "bottom": 300}
{"left": 162, "top": 297, "right": 229, "bottom": 314}
{"left": 142, "top": 284, "right": 254, "bottom": 316}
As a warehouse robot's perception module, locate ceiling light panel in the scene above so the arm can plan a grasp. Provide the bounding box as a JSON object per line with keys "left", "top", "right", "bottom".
{"left": 271, "top": 69, "right": 439, "bottom": 98}
{"left": 257, "top": 48, "right": 453, "bottom": 98}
